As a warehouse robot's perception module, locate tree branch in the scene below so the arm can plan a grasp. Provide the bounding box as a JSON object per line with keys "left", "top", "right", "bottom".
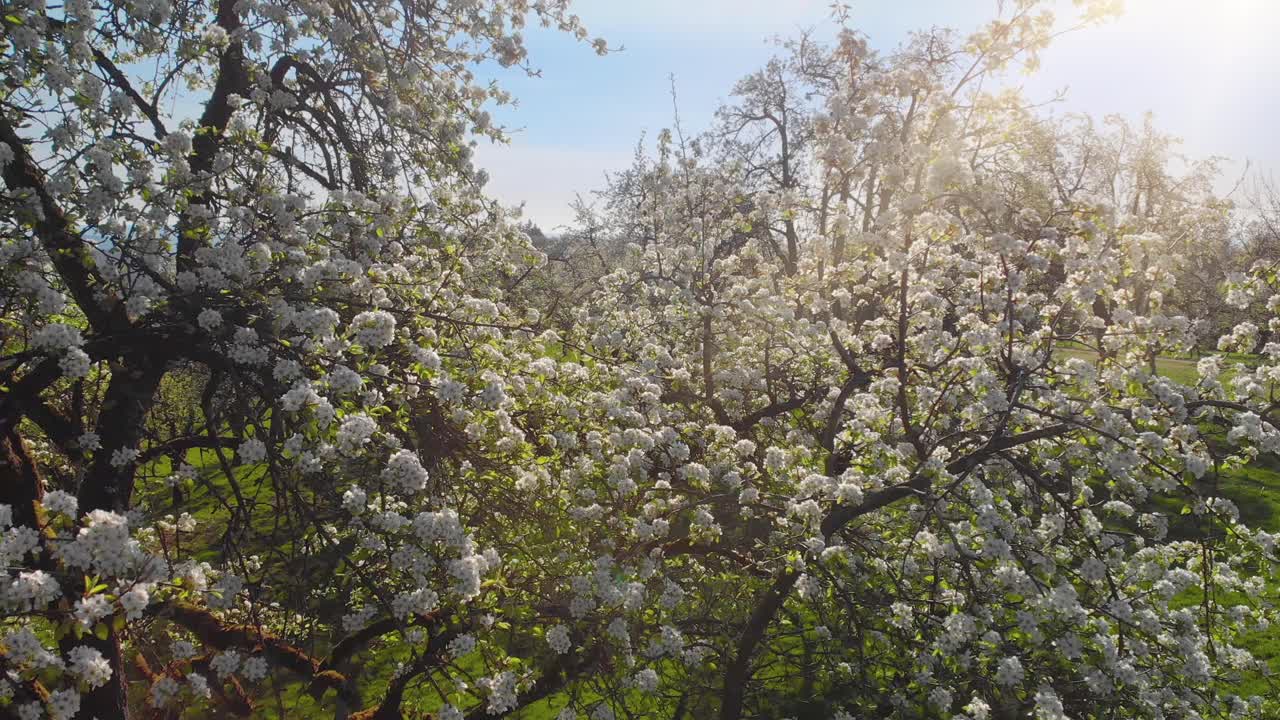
{"left": 0, "top": 113, "right": 129, "bottom": 333}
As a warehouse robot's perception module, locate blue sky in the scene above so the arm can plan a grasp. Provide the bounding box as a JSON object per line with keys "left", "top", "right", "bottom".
{"left": 474, "top": 0, "right": 1280, "bottom": 229}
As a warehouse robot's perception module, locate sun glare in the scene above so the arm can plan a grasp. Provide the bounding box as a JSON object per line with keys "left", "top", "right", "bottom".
{"left": 1123, "top": 0, "right": 1276, "bottom": 34}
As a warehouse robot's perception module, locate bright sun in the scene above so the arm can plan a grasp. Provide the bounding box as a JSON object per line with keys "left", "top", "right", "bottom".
{"left": 1122, "top": 0, "right": 1275, "bottom": 32}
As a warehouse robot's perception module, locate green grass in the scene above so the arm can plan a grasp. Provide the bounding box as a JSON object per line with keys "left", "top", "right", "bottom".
{"left": 1053, "top": 346, "right": 1203, "bottom": 385}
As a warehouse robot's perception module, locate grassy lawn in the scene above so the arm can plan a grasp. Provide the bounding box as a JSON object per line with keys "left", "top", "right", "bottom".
{"left": 1053, "top": 346, "right": 1202, "bottom": 385}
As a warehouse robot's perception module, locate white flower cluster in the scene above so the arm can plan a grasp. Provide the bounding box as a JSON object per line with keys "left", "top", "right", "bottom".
{"left": 56, "top": 509, "right": 147, "bottom": 577}
{"left": 211, "top": 650, "right": 241, "bottom": 678}
{"left": 483, "top": 670, "right": 519, "bottom": 714}
{"left": 238, "top": 437, "right": 267, "bottom": 464}
{"left": 30, "top": 323, "right": 92, "bottom": 378}
{"left": 67, "top": 645, "right": 112, "bottom": 688}
{"left": 150, "top": 676, "right": 181, "bottom": 708}
{"left": 281, "top": 382, "right": 322, "bottom": 412}
{"left": 383, "top": 449, "right": 429, "bottom": 493}
{"left": 337, "top": 413, "right": 377, "bottom": 454}
{"left": 6, "top": 570, "right": 60, "bottom": 610}
{"left": 30, "top": 323, "right": 82, "bottom": 352}
{"left": 350, "top": 310, "right": 397, "bottom": 349}
{"left": 327, "top": 365, "right": 364, "bottom": 394}
{"left": 448, "top": 633, "right": 477, "bottom": 658}
{"left": 342, "top": 486, "right": 368, "bottom": 515}
{"left": 242, "top": 656, "right": 269, "bottom": 682}
{"left": 391, "top": 587, "right": 439, "bottom": 618}
{"left": 42, "top": 490, "right": 78, "bottom": 517}
{"left": 546, "top": 624, "right": 571, "bottom": 654}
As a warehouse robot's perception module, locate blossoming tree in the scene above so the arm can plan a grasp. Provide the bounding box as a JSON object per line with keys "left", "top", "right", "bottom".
{"left": 3, "top": 0, "right": 1279, "bottom": 719}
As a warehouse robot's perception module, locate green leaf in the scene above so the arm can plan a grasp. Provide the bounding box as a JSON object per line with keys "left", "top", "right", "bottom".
{"left": 94, "top": 622, "right": 110, "bottom": 641}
